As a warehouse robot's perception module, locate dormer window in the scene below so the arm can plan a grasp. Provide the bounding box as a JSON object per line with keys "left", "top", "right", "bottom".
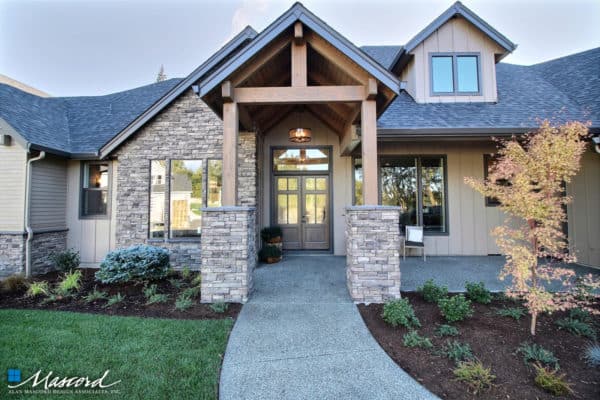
{"left": 430, "top": 53, "right": 480, "bottom": 95}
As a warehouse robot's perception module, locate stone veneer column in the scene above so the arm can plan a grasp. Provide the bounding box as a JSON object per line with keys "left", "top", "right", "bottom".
{"left": 200, "top": 207, "right": 256, "bottom": 303}
{"left": 345, "top": 206, "right": 401, "bottom": 303}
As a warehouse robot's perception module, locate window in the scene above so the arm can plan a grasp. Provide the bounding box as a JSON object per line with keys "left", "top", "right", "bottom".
{"left": 431, "top": 53, "right": 480, "bottom": 95}
{"left": 150, "top": 160, "right": 166, "bottom": 238}
{"left": 353, "top": 156, "right": 448, "bottom": 233}
{"left": 273, "top": 148, "right": 330, "bottom": 172}
{"left": 353, "top": 157, "right": 363, "bottom": 206}
{"left": 207, "top": 159, "right": 223, "bottom": 208}
{"left": 81, "top": 162, "right": 110, "bottom": 217}
{"left": 170, "top": 160, "right": 203, "bottom": 239}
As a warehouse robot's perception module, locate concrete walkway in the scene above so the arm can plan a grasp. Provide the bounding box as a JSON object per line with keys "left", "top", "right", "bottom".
{"left": 219, "top": 255, "right": 437, "bottom": 400}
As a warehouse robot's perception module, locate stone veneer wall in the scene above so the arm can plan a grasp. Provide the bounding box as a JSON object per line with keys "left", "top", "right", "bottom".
{"left": 113, "top": 89, "right": 256, "bottom": 269}
{"left": 200, "top": 207, "right": 256, "bottom": 303}
{"left": 30, "top": 230, "right": 68, "bottom": 274}
{"left": 345, "top": 206, "right": 401, "bottom": 303}
{"left": 0, "top": 230, "right": 67, "bottom": 277}
{"left": 0, "top": 233, "right": 25, "bottom": 277}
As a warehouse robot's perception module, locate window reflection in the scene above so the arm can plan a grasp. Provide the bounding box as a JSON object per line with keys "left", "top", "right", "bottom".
{"left": 273, "top": 148, "right": 329, "bottom": 171}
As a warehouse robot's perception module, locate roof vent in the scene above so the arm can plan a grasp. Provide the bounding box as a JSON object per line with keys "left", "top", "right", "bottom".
{"left": 1, "top": 134, "right": 12, "bottom": 146}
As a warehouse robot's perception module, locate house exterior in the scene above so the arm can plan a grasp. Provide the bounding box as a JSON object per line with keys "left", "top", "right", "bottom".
{"left": 0, "top": 2, "right": 598, "bottom": 303}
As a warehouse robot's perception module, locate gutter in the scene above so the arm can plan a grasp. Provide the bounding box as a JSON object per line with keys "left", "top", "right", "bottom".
{"left": 24, "top": 148, "right": 45, "bottom": 277}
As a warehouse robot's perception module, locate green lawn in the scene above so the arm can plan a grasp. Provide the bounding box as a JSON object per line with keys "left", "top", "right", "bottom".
{"left": 0, "top": 309, "right": 233, "bottom": 399}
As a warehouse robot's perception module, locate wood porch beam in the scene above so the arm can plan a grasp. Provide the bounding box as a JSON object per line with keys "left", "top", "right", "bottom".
{"left": 361, "top": 99, "right": 378, "bottom": 205}
{"left": 340, "top": 104, "right": 362, "bottom": 156}
{"left": 291, "top": 22, "right": 307, "bottom": 87}
{"left": 233, "top": 85, "right": 364, "bottom": 104}
{"left": 222, "top": 102, "right": 238, "bottom": 206}
{"left": 231, "top": 35, "right": 291, "bottom": 87}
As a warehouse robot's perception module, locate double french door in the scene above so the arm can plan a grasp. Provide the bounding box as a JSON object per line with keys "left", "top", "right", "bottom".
{"left": 274, "top": 175, "right": 330, "bottom": 250}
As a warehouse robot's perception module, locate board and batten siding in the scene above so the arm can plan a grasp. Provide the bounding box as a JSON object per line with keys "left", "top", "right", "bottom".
{"left": 66, "top": 160, "right": 118, "bottom": 266}
{"left": 401, "top": 16, "right": 504, "bottom": 104}
{"left": 30, "top": 156, "right": 67, "bottom": 230}
{"left": 567, "top": 148, "right": 600, "bottom": 267}
{"left": 378, "top": 141, "right": 506, "bottom": 256}
{"left": 0, "top": 142, "right": 27, "bottom": 232}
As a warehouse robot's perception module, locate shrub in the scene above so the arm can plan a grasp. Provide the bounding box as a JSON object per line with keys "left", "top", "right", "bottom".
{"left": 453, "top": 361, "right": 495, "bottom": 394}
{"left": 570, "top": 307, "right": 592, "bottom": 323}
{"left": 417, "top": 279, "right": 448, "bottom": 303}
{"left": 258, "top": 245, "right": 282, "bottom": 261}
{"left": 556, "top": 317, "right": 597, "bottom": 339}
{"left": 143, "top": 284, "right": 158, "bottom": 298}
{"left": 517, "top": 342, "right": 559, "bottom": 369}
{"left": 260, "top": 226, "right": 282, "bottom": 243}
{"left": 181, "top": 266, "right": 192, "bottom": 280}
{"left": 402, "top": 331, "right": 433, "bottom": 349}
{"left": 438, "top": 295, "right": 473, "bottom": 323}
{"left": 83, "top": 287, "right": 108, "bottom": 303}
{"left": 435, "top": 324, "right": 459, "bottom": 337}
{"left": 496, "top": 307, "right": 526, "bottom": 320}
{"left": 382, "top": 298, "right": 421, "bottom": 329}
{"left": 26, "top": 281, "right": 49, "bottom": 297}
{"left": 175, "top": 293, "right": 194, "bottom": 311}
{"left": 104, "top": 293, "right": 125, "bottom": 308}
{"left": 49, "top": 249, "right": 80, "bottom": 272}
{"left": 56, "top": 270, "right": 82, "bottom": 295}
{"left": 169, "top": 278, "right": 184, "bottom": 289}
{"left": 1, "top": 274, "right": 27, "bottom": 293}
{"left": 209, "top": 302, "right": 229, "bottom": 313}
{"left": 583, "top": 343, "right": 600, "bottom": 367}
{"left": 443, "top": 340, "right": 474, "bottom": 365}
{"left": 146, "top": 293, "right": 169, "bottom": 305}
{"left": 191, "top": 274, "right": 202, "bottom": 286}
{"left": 181, "top": 285, "right": 201, "bottom": 299}
{"left": 533, "top": 363, "right": 573, "bottom": 396}
{"left": 465, "top": 281, "right": 492, "bottom": 304}
{"left": 95, "top": 245, "right": 170, "bottom": 284}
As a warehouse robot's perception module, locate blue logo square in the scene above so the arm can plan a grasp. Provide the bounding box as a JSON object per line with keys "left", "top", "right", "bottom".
{"left": 8, "top": 369, "right": 21, "bottom": 383}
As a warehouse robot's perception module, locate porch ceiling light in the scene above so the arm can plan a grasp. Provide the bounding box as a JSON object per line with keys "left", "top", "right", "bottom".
{"left": 288, "top": 127, "right": 312, "bottom": 143}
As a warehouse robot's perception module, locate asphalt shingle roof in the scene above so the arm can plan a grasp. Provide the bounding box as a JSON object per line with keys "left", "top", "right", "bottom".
{"left": 360, "top": 46, "right": 403, "bottom": 69}
{"left": 0, "top": 78, "right": 182, "bottom": 155}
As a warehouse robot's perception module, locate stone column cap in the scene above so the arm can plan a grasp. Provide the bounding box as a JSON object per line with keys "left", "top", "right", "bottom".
{"left": 201, "top": 206, "right": 256, "bottom": 212}
{"left": 346, "top": 205, "right": 401, "bottom": 211}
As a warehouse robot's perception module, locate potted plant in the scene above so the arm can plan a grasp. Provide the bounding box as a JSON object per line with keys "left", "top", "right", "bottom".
{"left": 260, "top": 226, "right": 282, "bottom": 244}
{"left": 259, "top": 245, "right": 282, "bottom": 264}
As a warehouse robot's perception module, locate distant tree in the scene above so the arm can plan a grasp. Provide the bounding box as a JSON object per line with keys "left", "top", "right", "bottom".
{"left": 156, "top": 65, "right": 167, "bottom": 82}
{"left": 465, "top": 120, "right": 598, "bottom": 336}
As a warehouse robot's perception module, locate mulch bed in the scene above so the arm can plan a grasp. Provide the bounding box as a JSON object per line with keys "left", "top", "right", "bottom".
{"left": 0, "top": 268, "right": 240, "bottom": 320}
{"left": 359, "top": 292, "right": 600, "bottom": 400}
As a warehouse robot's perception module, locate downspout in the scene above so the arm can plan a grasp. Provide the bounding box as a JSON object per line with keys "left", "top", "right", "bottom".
{"left": 24, "top": 149, "right": 45, "bottom": 277}
{"left": 592, "top": 136, "right": 600, "bottom": 154}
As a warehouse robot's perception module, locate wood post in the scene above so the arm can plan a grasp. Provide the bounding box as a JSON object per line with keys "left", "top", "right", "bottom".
{"left": 361, "top": 99, "right": 378, "bottom": 205}
{"left": 292, "top": 22, "right": 307, "bottom": 87}
{"left": 222, "top": 102, "right": 238, "bottom": 206}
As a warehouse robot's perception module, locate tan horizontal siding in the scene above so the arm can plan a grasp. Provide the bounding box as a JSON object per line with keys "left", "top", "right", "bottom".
{"left": 0, "top": 143, "right": 27, "bottom": 231}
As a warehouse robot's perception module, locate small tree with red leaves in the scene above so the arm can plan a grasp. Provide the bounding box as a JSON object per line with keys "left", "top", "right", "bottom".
{"left": 465, "top": 120, "right": 598, "bottom": 336}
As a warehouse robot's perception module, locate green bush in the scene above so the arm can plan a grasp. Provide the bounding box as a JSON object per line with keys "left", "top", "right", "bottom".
{"left": 417, "top": 279, "right": 448, "bottom": 303}
{"left": 533, "top": 363, "right": 573, "bottom": 396}
{"left": 175, "top": 293, "right": 194, "bottom": 311}
{"left": 438, "top": 295, "right": 474, "bottom": 323}
{"left": 209, "top": 302, "right": 229, "bottom": 313}
{"left": 517, "top": 342, "right": 559, "bottom": 369}
{"left": 435, "top": 324, "right": 459, "bottom": 337}
{"left": 146, "top": 293, "right": 169, "bottom": 305}
{"left": 583, "top": 343, "right": 600, "bottom": 367}
{"left": 83, "top": 287, "right": 108, "bottom": 303}
{"left": 26, "top": 281, "right": 49, "bottom": 297}
{"left": 382, "top": 298, "right": 421, "bottom": 329}
{"left": 453, "top": 361, "right": 495, "bottom": 394}
{"left": 95, "top": 245, "right": 170, "bottom": 284}
{"left": 569, "top": 307, "right": 592, "bottom": 323}
{"left": 1, "top": 274, "right": 27, "bottom": 293}
{"left": 496, "top": 307, "right": 526, "bottom": 320}
{"left": 402, "top": 331, "right": 433, "bottom": 349}
{"left": 56, "top": 270, "right": 82, "bottom": 296}
{"left": 556, "top": 317, "right": 596, "bottom": 339}
{"left": 181, "top": 266, "right": 192, "bottom": 280}
{"left": 50, "top": 248, "right": 80, "bottom": 272}
{"left": 443, "top": 340, "right": 474, "bottom": 365}
{"left": 465, "top": 281, "right": 492, "bottom": 304}
{"left": 104, "top": 293, "right": 125, "bottom": 308}
{"left": 181, "top": 285, "right": 201, "bottom": 299}
{"left": 258, "top": 245, "right": 282, "bottom": 261}
{"left": 260, "top": 226, "right": 282, "bottom": 242}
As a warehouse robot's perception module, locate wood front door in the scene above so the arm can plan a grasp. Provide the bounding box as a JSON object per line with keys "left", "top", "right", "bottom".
{"left": 274, "top": 175, "right": 330, "bottom": 250}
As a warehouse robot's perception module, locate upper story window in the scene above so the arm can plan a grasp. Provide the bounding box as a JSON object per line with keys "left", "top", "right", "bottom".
{"left": 81, "top": 161, "right": 110, "bottom": 218}
{"left": 431, "top": 53, "right": 480, "bottom": 95}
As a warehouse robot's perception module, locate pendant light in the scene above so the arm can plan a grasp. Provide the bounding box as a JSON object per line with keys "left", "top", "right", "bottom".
{"left": 288, "top": 107, "right": 312, "bottom": 143}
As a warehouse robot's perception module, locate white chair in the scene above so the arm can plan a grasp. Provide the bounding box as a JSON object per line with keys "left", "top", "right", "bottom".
{"left": 403, "top": 225, "right": 426, "bottom": 261}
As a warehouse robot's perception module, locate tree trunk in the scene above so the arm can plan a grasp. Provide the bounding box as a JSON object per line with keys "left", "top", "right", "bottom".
{"left": 530, "top": 311, "right": 537, "bottom": 336}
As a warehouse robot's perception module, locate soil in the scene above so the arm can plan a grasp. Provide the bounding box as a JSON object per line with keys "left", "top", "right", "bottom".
{"left": 0, "top": 268, "right": 240, "bottom": 320}
{"left": 358, "top": 292, "right": 600, "bottom": 400}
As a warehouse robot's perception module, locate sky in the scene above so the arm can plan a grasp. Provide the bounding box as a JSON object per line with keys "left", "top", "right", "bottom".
{"left": 1, "top": 0, "right": 599, "bottom": 97}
